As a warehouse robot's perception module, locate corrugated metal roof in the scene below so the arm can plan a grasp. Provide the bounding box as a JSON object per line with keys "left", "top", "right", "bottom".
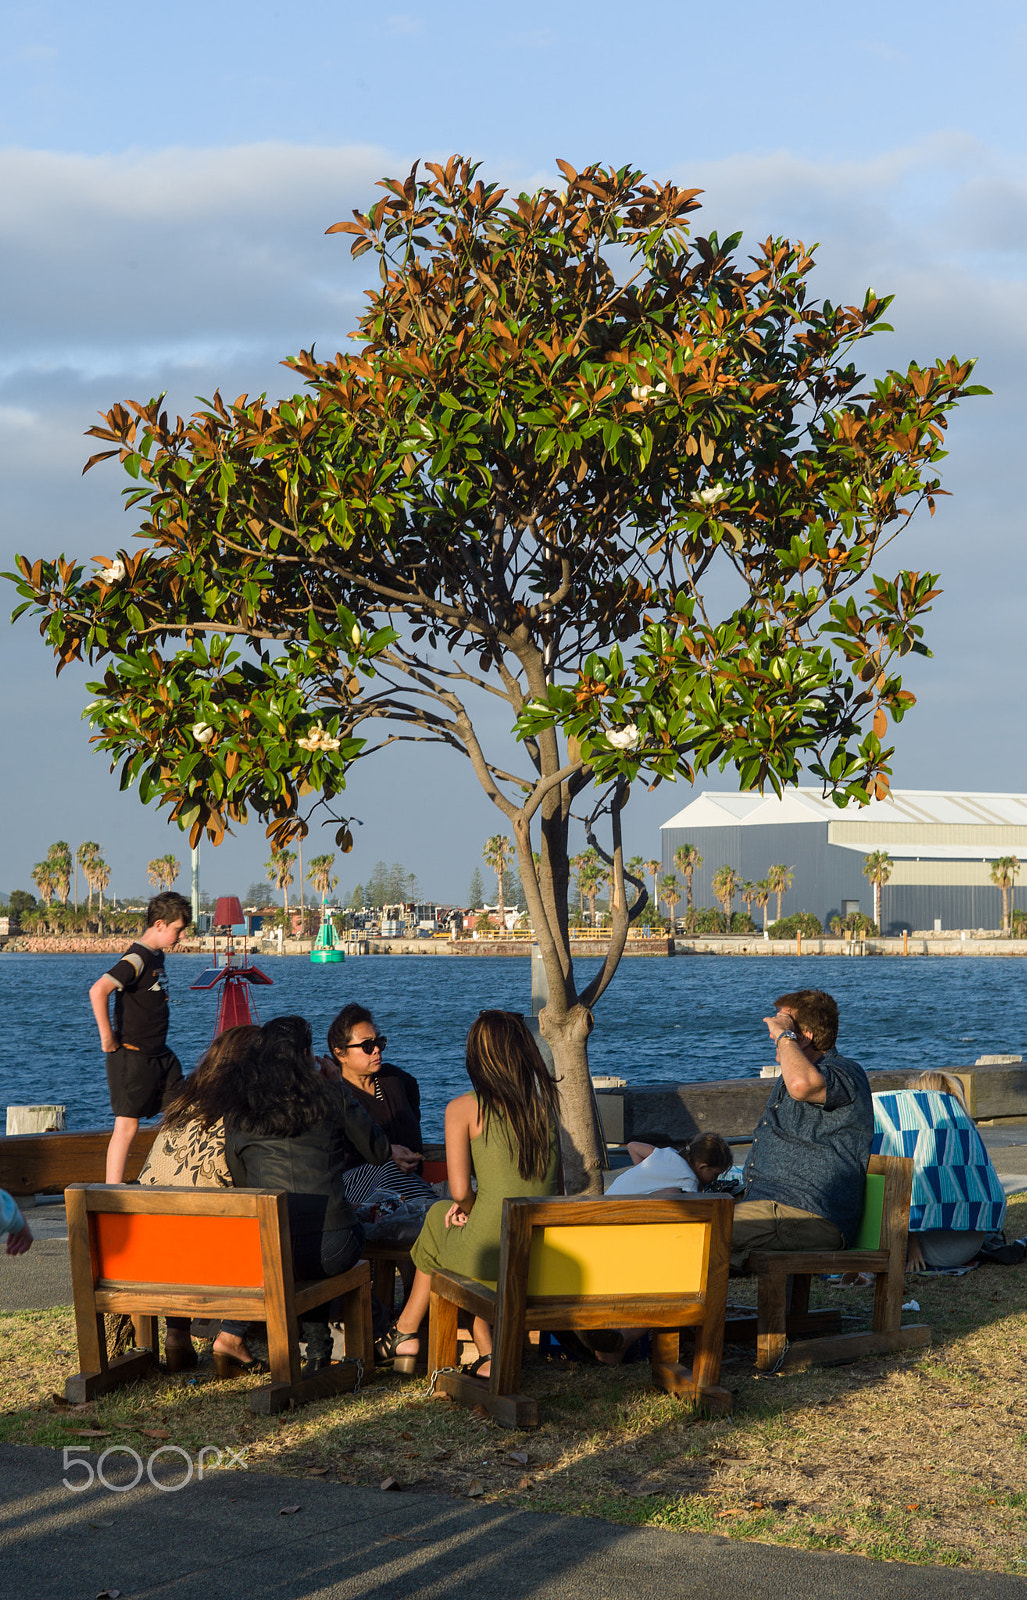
{"left": 661, "top": 787, "right": 1027, "bottom": 832}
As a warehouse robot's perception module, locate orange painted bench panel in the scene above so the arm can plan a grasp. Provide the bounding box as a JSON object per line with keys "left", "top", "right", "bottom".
{"left": 92, "top": 1212, "right": 264, "bottom": 1287}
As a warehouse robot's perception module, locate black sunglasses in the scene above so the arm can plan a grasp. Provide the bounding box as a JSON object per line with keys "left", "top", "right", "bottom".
{"left": 347, "top": 1035, "right": 386, "bottom": 1055}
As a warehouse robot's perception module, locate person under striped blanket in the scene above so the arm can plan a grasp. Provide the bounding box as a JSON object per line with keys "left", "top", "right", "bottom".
{"left": 872, "top": 1071, "right": 1006, "bottom": 1270}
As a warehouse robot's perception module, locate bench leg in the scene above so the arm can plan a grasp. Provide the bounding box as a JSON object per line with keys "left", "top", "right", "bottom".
{"left": 66, "top": 1348, "right": 155, "bottom": 1404}
{"left": 651, "top": 1328, "right": 732, "bottom": 1414}
{"left": 757, "top": 1270, "right": 789, "bottom": 1371}
{"left": 339, "top": 1278, "right": 373, "bottom": 1368}
{"left": 427, "top": 1287, "right": 459, "bottom": 1376}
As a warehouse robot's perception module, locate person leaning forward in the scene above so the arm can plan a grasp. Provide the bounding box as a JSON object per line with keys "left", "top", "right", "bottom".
{"left": 730, "top": 989, "right": 872, "bottom": 1274}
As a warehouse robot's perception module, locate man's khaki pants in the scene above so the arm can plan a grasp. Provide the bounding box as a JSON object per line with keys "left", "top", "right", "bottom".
{"left": 730, "top": 1199, "right": 843, "bottom": 1274}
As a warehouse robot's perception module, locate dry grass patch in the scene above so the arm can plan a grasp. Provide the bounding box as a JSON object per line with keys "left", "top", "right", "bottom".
{"left": 2, "top": 1197, "right": 1025, "bottom": 1573}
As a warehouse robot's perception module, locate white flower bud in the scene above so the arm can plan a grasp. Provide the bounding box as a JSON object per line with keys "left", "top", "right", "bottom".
{"left": 192, "top": 721, "right": 215, "bottom": 745}
{"left": 351, "top": 624, "right": 361, "bottom": 647}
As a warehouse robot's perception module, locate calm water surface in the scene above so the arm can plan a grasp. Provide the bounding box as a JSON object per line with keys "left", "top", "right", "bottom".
{"left": 1, "top": 951, "right": 1025, "bottom": 1137}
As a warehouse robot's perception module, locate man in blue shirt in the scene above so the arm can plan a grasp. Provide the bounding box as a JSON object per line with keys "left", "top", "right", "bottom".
{"left": 732, "top": 989, "right": 872, "bottom": 1273}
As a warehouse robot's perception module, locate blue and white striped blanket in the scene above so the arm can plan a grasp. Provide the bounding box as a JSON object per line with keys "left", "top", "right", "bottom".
{"left": 872, "top": 1090, "right": 1006, "bottom": 1234}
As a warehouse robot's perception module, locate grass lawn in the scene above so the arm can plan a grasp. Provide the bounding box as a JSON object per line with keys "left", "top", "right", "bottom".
{"left": 2, "top": 1196, "right": 1025, "bottom": 1574}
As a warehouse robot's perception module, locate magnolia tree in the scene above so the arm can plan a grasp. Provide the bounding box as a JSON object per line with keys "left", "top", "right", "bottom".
{"left": 8, "top": 158, "right": 982, "bottom": 1188}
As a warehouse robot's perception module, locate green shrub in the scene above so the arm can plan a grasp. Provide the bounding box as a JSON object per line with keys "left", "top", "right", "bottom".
{"left": 730, "top": 911, "right": 756, "bottom": 933}
{"left": 767, "top": 911, "right": 823, "bottom": 938}
{"left": 682, "top": 906, "right": 728, "bottom": 934}
{"left": 829, "top": 912, "right": 879, "bottom": 936}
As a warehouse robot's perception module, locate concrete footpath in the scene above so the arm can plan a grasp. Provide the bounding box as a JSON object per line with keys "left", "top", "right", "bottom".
{"left": 2, "top": 1442, "right": 1026, "bottom": 1600}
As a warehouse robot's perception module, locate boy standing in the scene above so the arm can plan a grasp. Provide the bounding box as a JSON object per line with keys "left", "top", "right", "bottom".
{"left": 89, "top": 891, "right": 192, "bottom": 1182}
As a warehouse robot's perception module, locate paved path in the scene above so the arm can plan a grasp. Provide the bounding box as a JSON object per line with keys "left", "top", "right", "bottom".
{"left": 2, "top": 1443, "right": 1026, "bottom": 1600}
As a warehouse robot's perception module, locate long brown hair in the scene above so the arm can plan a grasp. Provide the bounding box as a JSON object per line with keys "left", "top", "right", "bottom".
{"left": 465, "top": 1011, "right": 560, "bottom": 1181}
{"left": 162, "top": 1025, "right": 262, "bottom": 1130}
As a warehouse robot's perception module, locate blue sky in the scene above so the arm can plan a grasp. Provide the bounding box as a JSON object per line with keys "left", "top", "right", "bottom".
{"left": 1, "top": 1, "right": 1025, "bottom": 905}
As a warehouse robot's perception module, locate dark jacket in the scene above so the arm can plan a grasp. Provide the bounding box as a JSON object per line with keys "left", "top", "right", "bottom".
{"left": 224, "top": 1083, "right": 389, "bottom": 1273}
{"left": 341, "top": 1063, "right": 423, "bottom": 1171}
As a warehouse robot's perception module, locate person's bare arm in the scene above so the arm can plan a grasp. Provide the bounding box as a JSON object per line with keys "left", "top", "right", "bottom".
{"left": 89, "top": 975, "right": 120, "bottom": 1052}
{"left": 443, "top": 1094, "right": 477, "bottom": 1225}
{"left": 626, "top": 1141, "right": 657, "bottom": 1165}
{"left": 764, "top": 1011, "right": 827, "bottom": 1104}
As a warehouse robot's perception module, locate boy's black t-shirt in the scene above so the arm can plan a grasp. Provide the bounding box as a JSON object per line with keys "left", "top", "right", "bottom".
{"left": 105, "top": 942, "right": 170, "bottom": 1056}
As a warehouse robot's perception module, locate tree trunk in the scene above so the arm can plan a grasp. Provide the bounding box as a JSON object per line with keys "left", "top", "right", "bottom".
{"left": 540, "top": 1004, "right": 605, "bottom": 1195}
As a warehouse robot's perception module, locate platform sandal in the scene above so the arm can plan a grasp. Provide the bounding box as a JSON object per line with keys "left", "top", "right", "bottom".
{"left": 374, "top": 1323, "right": 419, "bottom": 1375}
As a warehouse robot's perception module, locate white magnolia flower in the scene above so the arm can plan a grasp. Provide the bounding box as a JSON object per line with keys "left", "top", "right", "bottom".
{"left": 100, "top": 558, "right": 126, "bottom": 582}
{"left": 350, "top": 623, "right": 361, "bottom": 647}
{"left": 629, "top": 381, "right": 668, "bottom": 403}
{"left": 192, "top": 721, "right": 215, "bottom": 745}
{"left": 606, "top": 724, "right": 641, "bottom": 750}
{"left": 696, "top": 484, "right": 725, "bottom": 506}
{"left": 298, "top": 722, "right": 340, "bottom": 753}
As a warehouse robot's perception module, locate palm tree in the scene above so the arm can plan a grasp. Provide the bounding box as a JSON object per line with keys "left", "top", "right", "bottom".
{"left": 753, "top": 879, "right": 771, "bottom": 932}
{"left": 658, "top": 872, "right": 682, "bottom": 927}
{"left": 307, "top": 852, "right": 338, "bottom": 903}
{"left": 92, "top": 858, "right": 111, "bottom": 932}
{"left": 625, "top": 855, "right": 646, "bottom": 907}
{"left": 990, "top": 856, "right": 1021, "bottom": 935}
{"left": 266, "top": 848, "right": 297, "bottom": 917}
{"left": 147, "top": 854, "right": 180, "bottom": 893}
{"left": 645, "top": 859, "right": 660, "bottom": 916}
{"left": 482, "top": 835, "right": 512, "bottom": 928}
{"left": 740, "top": 880, "right": 757, "bottom": 926}
{"left": 571, "top": 848, "right": 603, "bottom": 925}
{"left": 711, "top": 865, "right": 740, "bottom": 923}
{"left": 673, "top": 844, "right": 703, "bottom": 910}
{"left": 861, "top": 850, "right": 894, "bottom": 931}
{"left": 77, "top": 842, "right": 102, "bottom": 912}
{"left": 30, "top": 861, "right": 56, "bottom": 906}
{"left": 47, "top": 841, "right": 72, "bottom": 906}
{"left": 766, "top": 863, "right": 794, "bottom": 923}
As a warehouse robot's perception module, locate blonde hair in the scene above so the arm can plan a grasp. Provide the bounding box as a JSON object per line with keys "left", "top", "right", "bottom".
{"left": 911, "top": 1071, "right": 968, "bottom": 1111}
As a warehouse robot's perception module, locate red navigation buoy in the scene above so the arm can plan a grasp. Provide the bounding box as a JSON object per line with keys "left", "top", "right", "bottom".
{"left": 189, "top": 896, "right": 273, "bottom": 1036}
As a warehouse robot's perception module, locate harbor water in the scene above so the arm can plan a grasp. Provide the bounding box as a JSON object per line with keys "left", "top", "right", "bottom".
{"left": 1, "top": 951, "right": 1025, "bottom": 1137}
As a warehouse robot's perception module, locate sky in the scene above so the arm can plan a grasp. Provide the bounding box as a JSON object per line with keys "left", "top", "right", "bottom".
{"left": 1, "top": 1, "right": 1025, "bottom": 906}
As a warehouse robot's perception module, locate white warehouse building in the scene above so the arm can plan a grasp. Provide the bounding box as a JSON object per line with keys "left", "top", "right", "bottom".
{"left": 660, "top": 788, "right": 1027, "bottom": 934}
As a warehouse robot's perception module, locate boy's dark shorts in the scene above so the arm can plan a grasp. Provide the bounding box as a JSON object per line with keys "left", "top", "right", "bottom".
{"left": 105, "top": 1047, "right": 184, "bottom": 1120}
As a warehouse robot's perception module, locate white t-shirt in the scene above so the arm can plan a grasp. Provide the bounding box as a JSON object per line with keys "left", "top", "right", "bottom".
{"left": 605, "top": 1147, "right": 698, "bottom": 1196}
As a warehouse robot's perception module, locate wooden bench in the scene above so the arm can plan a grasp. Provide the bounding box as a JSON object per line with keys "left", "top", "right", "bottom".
{"left": 427, "top": 1192, "right": 734, "bottom": 1428}
{"left": 728, "top": 1154, "right": 931, "bottom": 1371}
{"left": 0, "top": 1127, "right": 158, "bottom": 1195}
{"left": 64, "top": 1183, "right": 373, "bottom": 1414}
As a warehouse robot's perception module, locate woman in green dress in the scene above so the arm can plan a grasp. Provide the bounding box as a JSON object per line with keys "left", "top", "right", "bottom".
{"left": 376, "top": 1010, "right": 561, "bottom": 1377}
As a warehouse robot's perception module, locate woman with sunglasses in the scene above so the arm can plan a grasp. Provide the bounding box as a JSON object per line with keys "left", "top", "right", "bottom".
{"left": 376, "top": 1010, "right": 561, "bottom": 1378}
{"left": 323, "top": 1004, "right": 434, "bottom": 1213}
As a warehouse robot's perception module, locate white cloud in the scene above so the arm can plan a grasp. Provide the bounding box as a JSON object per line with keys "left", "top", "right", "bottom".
{"left": 0, "top": 142, "right": 402, "bottom": 375}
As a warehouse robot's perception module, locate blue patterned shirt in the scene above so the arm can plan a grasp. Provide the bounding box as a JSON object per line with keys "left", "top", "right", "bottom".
{"left": 872, "top": 1090, "right": 1005, "bottom": 1234}
{"left": 741, "top": 1046, "right": 873, "bottom": 1244}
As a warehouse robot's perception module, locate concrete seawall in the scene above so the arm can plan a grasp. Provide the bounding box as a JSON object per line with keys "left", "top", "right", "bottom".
{"left": 595, "top": 1059, "right": 1027, "bottom": 1145}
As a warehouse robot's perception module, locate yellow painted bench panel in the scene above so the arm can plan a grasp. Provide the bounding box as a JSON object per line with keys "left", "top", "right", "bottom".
{"left": 526, "top": 1221, "right": 710, "bottom": 1297}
